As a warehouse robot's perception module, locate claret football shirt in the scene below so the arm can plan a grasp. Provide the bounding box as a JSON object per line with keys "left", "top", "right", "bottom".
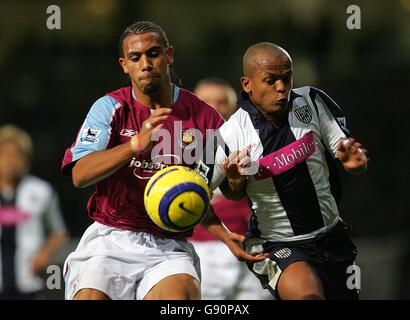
{"left": 62, "top": 85, "right": 224, "bottom": 238}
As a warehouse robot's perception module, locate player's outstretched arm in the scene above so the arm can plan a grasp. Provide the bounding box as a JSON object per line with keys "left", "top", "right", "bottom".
{"left": 200, "top": 206, "right": 268, "bottom": 263}
{"left": 72, "top": 108, "right": 171, "bottom": 188}
{"left": 336, "top": 138, "right": 369, "bottom": 175}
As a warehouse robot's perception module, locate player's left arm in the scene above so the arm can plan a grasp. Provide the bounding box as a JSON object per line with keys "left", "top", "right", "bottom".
{"left": 200, "top": 205, "right": 268, "bottom": 263}
{"left": 195, "top": 129, "right": 266, "bottom": 261}
{"left": 195, "top": 126, "right": 249, "bottom": 199}
{"left": 313, "top": 87, "right": 368, "bottom": 175}
{"left": 336, "top": 137, "right": 368, "bottom": 175}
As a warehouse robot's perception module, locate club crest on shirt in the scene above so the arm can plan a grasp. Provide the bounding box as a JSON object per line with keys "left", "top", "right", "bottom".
{"left": 294, "top": 105, "right": 313, "bottom": 124}
{"left": 178, "top": 129, "right": 197, "bottom": 149}
{"left": 80, "top": 127, "right": 101, "bottom": 145}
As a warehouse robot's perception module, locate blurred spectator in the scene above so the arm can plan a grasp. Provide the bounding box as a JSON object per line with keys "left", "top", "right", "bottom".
{"left": 194, "top": 78, "right": 237, "bottom": 120}
{"left": 0, "top": 124, "right": 67, "bottom": 299}
{"left": 190, "top": 78, "right": 272, "bottom": 300}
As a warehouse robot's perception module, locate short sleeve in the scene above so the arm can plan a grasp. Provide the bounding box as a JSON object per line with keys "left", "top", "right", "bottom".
{"left": 310, "top": 87, "right": 351, "bottom": 158}
{"left": 61, "top": 96, "right": 121, "bottom": 176}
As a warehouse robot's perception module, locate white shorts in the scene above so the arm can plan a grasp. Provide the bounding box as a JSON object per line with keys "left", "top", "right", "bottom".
{"left": 64, "top": 222, "right": 201, "bottom": 300}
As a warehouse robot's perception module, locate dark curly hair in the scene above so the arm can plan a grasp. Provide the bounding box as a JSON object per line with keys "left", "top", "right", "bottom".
{"left": 118, "top": 21, "right": 182, "bottom": 87}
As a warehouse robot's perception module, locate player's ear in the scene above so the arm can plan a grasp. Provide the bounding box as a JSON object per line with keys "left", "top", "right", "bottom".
{"left": 166, "top": 46, "right": 174, "bottom": 65}
{"left": 241, "top": 76, "right": 251, "bottom": 94}
{"left": 119, "top": 57, "right": 129, "bottom": 74}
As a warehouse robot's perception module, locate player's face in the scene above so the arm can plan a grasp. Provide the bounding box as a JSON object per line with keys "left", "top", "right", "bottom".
{"left": 119, "top": 32, "right": 174, "bottom": 95}
{"left": 241, "top": 55, "right": 293, "bottom": 116}
{"left": 195, "top": 84, "right": 236, "bottom": 120}
{"left": 0, "top": 141, "right": 28, "bottom": 182}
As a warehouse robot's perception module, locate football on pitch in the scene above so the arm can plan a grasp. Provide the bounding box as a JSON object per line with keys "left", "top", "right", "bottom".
{"left": 144, "top": 165, "right": 211, "bottom": 232}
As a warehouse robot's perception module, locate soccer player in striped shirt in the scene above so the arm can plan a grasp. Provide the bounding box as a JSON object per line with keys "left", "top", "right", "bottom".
{"left": 197, "top": 42, "right": 368, "bottom": 300}
{"left": 0, "top": 125, "right": 67, "bottom": 299}
{"left": 190, "top": 78, "right": 272, "bottom": 300}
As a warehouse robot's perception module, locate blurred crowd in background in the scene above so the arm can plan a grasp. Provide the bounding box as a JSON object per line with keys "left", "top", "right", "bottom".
{"left": 0, "top": 0, "right": 409, "bottom": 299}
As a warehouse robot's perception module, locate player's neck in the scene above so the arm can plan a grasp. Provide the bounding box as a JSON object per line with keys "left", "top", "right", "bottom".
{"left": 267, "top": 113, "right": 287, "bottom": 129}
{"left": 256, "top": 106, "right": 287, "bottom": 129}
{"left": 132, "top": 81, "right": 173, "bottom": 110}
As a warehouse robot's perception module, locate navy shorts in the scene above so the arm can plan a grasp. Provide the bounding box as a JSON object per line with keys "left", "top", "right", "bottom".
{"left": 246, "top": 222, "right": 359, "bottom": 300}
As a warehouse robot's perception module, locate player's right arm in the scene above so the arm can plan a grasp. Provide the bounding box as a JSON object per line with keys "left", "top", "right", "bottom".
{"left": 72, "top": 109, "right": 170, "bottom": 188}
{"left": 195, "top": 128, "right": 251, "bottom": 199}
{"left": 62, "top": 96, "right": 170, "bottom": 188}
{"left": 72, "top": 141, "right": 135, "bottom": 188}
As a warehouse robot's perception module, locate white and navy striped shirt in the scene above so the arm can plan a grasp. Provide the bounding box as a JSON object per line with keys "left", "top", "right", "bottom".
{"left": 0, "top": 175, "right": 66, "bottom": 294}
{"left": 197, "top": 86, "right": 350, "bottom": 242}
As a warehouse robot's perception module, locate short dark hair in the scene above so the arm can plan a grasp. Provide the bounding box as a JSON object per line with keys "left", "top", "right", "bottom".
{"left": 118, "top": 21, "right": 182, "bottom": 86}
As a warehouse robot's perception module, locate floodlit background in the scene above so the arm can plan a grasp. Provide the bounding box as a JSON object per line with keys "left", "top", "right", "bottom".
{"left": 0, "top": 0, "right": 409, "bottom": 299}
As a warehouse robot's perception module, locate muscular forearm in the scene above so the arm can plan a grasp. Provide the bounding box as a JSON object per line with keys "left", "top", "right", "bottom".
{"left": 72, "top": 142, "right": 135, "bottom": 188}
{"left": 200, "top": 207, "right": 231, "bottom": 242}
{"left": 200, "top": 207, "right": 265, "bottom": 263}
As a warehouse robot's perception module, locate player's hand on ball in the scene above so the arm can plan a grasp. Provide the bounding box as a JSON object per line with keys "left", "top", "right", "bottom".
{"left": 131, "top": 108, "right": 172, "bottom": 153}
{"left": 336, "top": 138, "right": 368, "bottom": 174}
{"left": 223, "top": 232, "right": 269, "bottom": 263}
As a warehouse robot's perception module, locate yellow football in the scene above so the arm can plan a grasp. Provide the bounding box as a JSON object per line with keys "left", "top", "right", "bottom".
{"left": 144, "top": 165, "right": 210, "bottom": 232}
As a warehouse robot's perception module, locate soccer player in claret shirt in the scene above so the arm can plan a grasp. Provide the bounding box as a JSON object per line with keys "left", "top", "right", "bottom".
{"left": 61, "top": 21, "right": 265, "bottom": 300}
{"left": 197, "top": 42, "right": 368, "bottom": 300}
